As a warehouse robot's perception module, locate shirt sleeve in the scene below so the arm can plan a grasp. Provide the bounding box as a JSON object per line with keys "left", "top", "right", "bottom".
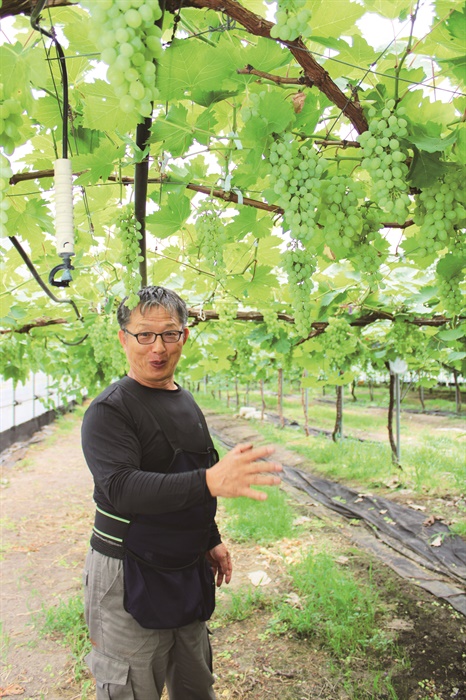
{"left": 81, "top": 400, "right": 210, "bottom": 517}
{"left": 208, "top": 520, "right": 222, "bottom": 550}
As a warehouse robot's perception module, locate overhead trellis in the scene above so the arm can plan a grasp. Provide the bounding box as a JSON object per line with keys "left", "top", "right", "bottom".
{"left": 0, "top": 0, "right": 464, "bottom": 396}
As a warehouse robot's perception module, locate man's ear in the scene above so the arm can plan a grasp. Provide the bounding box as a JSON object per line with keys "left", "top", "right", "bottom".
{"left": 118, "top": 329, "right": 127, "bottom": 349}
{"left": 182, "top": 327, "right": 190, "bottom": 344}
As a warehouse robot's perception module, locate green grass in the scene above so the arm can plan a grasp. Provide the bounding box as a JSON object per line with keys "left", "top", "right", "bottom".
{"left": 407, "top": 435, "right": 466, "bottom": 493}
{"left": 210, "top": 406, "right": 465, "bottom": 498}
{"left": 197, "top": 383, "right": 463, "bottom": 417}
{"left": 0, "top": 621, "right": 10, "bottom": 662}
{"left": 212, "top": 586, "right": 267, "bottom": 627}
{"left": 36, "top": 595, "right": 91, "bottom": 683}
{"left": 223, "top": 485, "right": 298, "bottom": 544}
{"left": 272, "top": 551, "right": 391, "bottom": 660}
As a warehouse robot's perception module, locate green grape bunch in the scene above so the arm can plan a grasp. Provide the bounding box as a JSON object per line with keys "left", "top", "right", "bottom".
{"left": 81, "top": 0, "right": 163, "bottom": 120}
{"left": 268, "top": 0, "right": 312, "bottom": 41}
{"left": 268, "top": 135, "right": 327, "bottom": 336}
{"left": 216, "top": 296, "right": 238, "bottom": 323}
{"left": 319, "top": 175, "right": 364, "bottom": 256}
{"left": 358, "top": 100, "right": 411, "bottom": 222}
{"left": 0, "top": 153, "right": 12, "bottom": 237}
{"left": 437, "top": 274, "right": 465, "bottom": 316}
{"left": 414, "top": 168, "right": 465, "bottom": 257}
{"left": 0, "top": 83, "right": 25, "bottom": 156}
{"left": 269, "top": 135, "right": 327, "bottom": 245}
{"left": 322, "top": 317, "right": 358, "bottom": 368}
{"left": 86, "top": 314, "right": 128, "bottom": 388}
{"left": 195, "top": 203, "right": 227, "bottom": 283}
{"left": 117, "top": 207, "right": 143, "bottom": 309}
{"left": 283, "top": 245, "right": 315, "bottom": 336}
{"left": 388, "top": 319, "right": 426, "bottom": 356}
{"left": 262, "top": 308, "right": 282, "bottom": 337}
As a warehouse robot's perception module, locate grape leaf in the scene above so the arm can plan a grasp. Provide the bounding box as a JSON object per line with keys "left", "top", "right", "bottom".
{"left": 409, "top": 124, "right": 458, "bottom": 153}
{"left": 151, "top": 105, "right": 195, "bottom": 157}
{"left": 157, "top": 39, "right": 234, "bottom": 102}
{"left": 81, "top": 80, "right": 136, "bottom": 133}
{"left": 146, "top": 195, "right": 191, "bottom": 238}
{"left": 437, "top": 254, "right": 466, "bottom": 279}
{"left": 73, "top": 142, "right": 125, "bottom": 185}
{"left": 407, "top": 148, "right": 451, "bottom": 188}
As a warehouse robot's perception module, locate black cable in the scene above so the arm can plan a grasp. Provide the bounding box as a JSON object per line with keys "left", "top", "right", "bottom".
{"left": 54, "top": 334, "right": 89, "bottom": 346}
{"left": 30, "top": 1, "right": 69, "bottom": 158}
{"left": 10, "top": 236, "right": 82, "bottom": 320}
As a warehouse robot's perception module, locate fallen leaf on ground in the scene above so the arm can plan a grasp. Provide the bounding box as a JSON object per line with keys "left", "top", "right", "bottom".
{"left": 430, "top": 534, "right": 443, "bottom": 547}
{"left": 0, "top": 685, "right": 25, "bottom": 698}
{"left": 247, "top": 570, "right": 271, "bottom": 586}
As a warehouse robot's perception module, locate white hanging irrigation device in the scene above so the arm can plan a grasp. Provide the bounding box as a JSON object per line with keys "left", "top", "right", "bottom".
{"left": 30, "top": 2, "right": 76, "bottom": 288}
{"left": 50, "top": 157, "right": 75, "bottom": 287}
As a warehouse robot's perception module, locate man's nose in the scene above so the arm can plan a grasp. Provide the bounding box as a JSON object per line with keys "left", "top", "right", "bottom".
{"left": 151, "top": 335, "right": 166, "bottom": 352}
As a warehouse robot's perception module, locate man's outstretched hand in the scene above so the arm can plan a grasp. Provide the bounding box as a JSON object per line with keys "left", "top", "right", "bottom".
{"left": 206, "top": 443, "right": 282, "bottom": 501}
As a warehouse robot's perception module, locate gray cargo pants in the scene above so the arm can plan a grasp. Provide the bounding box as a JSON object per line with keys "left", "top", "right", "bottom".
{"left": 83, "top": 548, "right": 216, "bottom": 699}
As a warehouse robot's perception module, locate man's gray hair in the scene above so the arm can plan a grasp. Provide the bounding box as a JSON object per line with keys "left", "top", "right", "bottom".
{"left": 117, "top": 286, "right": 189, "bottom": 328}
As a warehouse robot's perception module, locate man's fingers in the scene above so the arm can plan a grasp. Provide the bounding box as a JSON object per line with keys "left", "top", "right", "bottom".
{"left": 242, "top": 444, "right": 275, "bottom": 462}
{"left": 235, "top": 442, "right": 254, "bottom": 453}
{"left": 244, "top": 461, "right": 283, "bottom": 477}
{"left": 233, "top": 443, "right": 274, "bottom": 460}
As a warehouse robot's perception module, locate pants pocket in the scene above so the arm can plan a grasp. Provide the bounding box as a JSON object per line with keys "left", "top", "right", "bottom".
{"left": 85, "top": 648, "right": 133, "bottom": 700}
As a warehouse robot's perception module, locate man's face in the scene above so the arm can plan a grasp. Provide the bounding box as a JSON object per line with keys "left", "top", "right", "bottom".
{"left": 118, "top": 305, "right": 189, "bottom": 390}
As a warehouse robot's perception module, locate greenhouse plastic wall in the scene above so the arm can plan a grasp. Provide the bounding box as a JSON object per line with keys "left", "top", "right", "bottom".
{"left": 0, "top": 373, "right": 77, "bottom": 452}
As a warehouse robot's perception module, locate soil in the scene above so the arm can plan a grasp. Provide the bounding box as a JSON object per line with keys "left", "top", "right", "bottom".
{"left": 0, "top": 407, "right": 465, "bottom": 700}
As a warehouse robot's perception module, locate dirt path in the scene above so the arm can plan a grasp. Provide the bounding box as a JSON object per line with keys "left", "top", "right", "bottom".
{"left": 1, "top": 421, "right": 94, "bottom": 699}
{"left": 0, "top": 411, "right": 465, "bottom": 700}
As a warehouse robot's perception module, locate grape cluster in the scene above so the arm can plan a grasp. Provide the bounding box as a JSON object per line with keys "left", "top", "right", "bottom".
{"left": 322, "top": 317, "right": 358, "bottom": 368}
{"left": 0, "top": 84, "right": 24, "bottom": 156}
{"left": 87, "top": 314, "right": 128, "bottom": 387}
{"left": 358, "top": 100, "right": 410, "bottom": 221}
{"left": 117, "top": 208, "right": 143, "bottom": 309}
{"left": 268, "top": 0, "right": 312, "bottom": 41}
{"left": 413, "top": 169, "right": 465, "bottom": 257}
{"left": 437, "top": 275, "right": 465, "bottom": 315}
{"left": 320, "top": 175, "right": 364, "bottom": 256}
{"left": 269, "top": 136, "right": 327, "bottom": 244}
{"left": 283, "top": 246, "right": 315, "bottom": 336}
{"left": 269, "top": 136, "right": 327, "bottom": 335}
{"left": 0, "top": 153, "right": 12, "bottom": 237}
{"left": 195, "top": 203, "right": 227, "bottom": 283}
{"left": 216, "top": 296, "right": 238, "bottom": 322}
{"left": 81, "top": 0, "right": 163, "bottom": 120}
{"left": 449, "top": 233, "right": 465, "bottom": 257}
{"left": 262, "top": 308, "right": 282, "bottom": 337}
{"left": 388, "top": 319, "right": 424, "bottom": 356}
{"left": 355, "top": 208, "right": 387, "bottom": 274}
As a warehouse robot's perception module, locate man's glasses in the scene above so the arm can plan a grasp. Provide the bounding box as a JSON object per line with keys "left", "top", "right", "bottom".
{"left": 124, "top": 329, "right": 184, "bottom": 345}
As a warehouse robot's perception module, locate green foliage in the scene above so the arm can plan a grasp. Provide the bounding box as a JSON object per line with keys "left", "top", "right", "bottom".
{"left": 0, "top": 0, "right": 465, "bottom": 389}
{"left": 223, "top": 485, "right": 297, "bottom": 544}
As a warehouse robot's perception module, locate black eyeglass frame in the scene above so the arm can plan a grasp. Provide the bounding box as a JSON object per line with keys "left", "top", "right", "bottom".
{"left": 123, "top": 329, "right": 184, "bottom": 345}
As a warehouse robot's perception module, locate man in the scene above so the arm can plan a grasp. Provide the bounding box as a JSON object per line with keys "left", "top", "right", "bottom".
{"left": 81, "top": 285, "right": 282, "bottom": 699}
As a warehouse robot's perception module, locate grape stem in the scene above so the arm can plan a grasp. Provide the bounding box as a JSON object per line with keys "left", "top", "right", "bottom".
{"left": 237, "top": 64, "right": 313, "bottom": 87}
{"left": 394, "top": 0, "right": 421, "bottom": 103}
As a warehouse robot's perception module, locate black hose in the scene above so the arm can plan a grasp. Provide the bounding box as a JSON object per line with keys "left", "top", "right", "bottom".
{"left": 30, "top": 1, "right": 69, "bottom": 158}
{"left": 10, "top": 236, "right": 82, "bottom": 320}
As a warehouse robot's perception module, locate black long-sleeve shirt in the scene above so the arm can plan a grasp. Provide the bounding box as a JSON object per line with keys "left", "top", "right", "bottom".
{"left": 81, "top": 376, "right": 221, "bottom": 557}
